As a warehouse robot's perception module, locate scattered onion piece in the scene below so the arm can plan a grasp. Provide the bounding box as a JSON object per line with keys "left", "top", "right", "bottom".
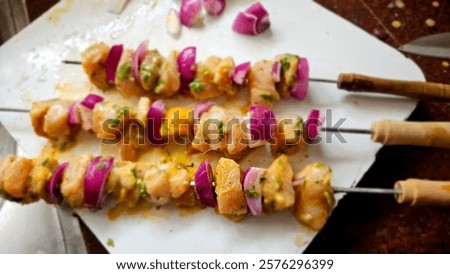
{"left": 81, "top": 93, "right": 104, "bottom": 110}
{"left": 180, "top": 0, "right": 203, "bottom": 27}
{"left": 194, "top": 159, "right": 217, "bottom": 207}
{"left": 305, "top": 109, "right": 322, "bottom": 141}
{"left": 166, "top": 9, "right": 182, "bottom": 36}
{"left": 202, "top": 0, "right": 226, "bottom": 16}
{"left": 67, "top": 102, "right": 81, "bottom": 126}
{"left": 84, "top": 156, "right": 114, "bottom": 209}
{"left": 193, "top": 101, "right": 215, "bottom": 120}
{"left": 292, "top": 177, "right": 305, "bottom": 187}
{"left": 290, "top": 58, "right": 309, "bottom": 100}
{"left": 105, "top": 44, "right": 124, "bottom": 84}
{"left": 132, "top": 41, "right": 148, "bottom": 84}
{"left": 242, "top": 167, "right": 265, "bottom": 215}
{"left": 232, "top": 2, "right": 270, "bottom": 36}
{"left": 249, "top": 104, "right": 276, "bottom": 141}
{"left": 271, "top": 61, "right": 281, "bottom": 82}
{"left": 177, "top": 46, "right": 197, "bottom": 81}
{"left": 231, "top": 62, "right": 251, "bottom": 85}
{"left": 147, "top": 100, "right": 166, "bottom": 145}
{"left": 46, "top": 162, "right": 69, "bottom": 204}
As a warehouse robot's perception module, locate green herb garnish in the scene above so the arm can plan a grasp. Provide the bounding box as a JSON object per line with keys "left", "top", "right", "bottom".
{"left": 259, "top": 176, "right": 266, "bottom": 183}
{"left": 260, "top": 94, "right": 273, "bottom": 102}
{"left": 136, "top": 178, "right": 147, "bottom": 198}
{"left": 189, "top": 79, "right": 205, "bottom": 93}
{"left": 280, "top": 57, "right": 291, "bottom": 72}
{"left": 0, "top": 189, "right": 7, "bottom": 196}
{"left": 244, "top": 189, "right": 260, "bottom": 198}
{"left": 41, "top": 158, "right": 50, "bottom": 168}
{"left": 116, "top": 63, "right": 131, "bottom": 81}
{"left": 106, "top": 238, "right": 115, "bottom": 248}
{"left": 218, "top": 121, "right": 225, "bottom": 141}
{"left": 186, "top": 163, "right": 194, "bottom": 168}
{"left": 107, "top": 118, "right": 121, "bottom": 128}
{"left": 97, "top": 163, "right": 106, "bottom": 170}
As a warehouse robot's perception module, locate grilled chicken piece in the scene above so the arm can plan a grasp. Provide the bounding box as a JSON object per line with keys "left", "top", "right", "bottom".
{"left": 81, "top": 43, "right": 111, "bottom": 90}
{"left": 61, "top": 154, "right": 93, "bottom": 207}
{"left": 249, "top": 60, "right": 280, "bottom": 107}
{"left": 140, "top": 49, "right": 163, "bottom": 91}
{"left": 293, "top": 162, "right": 334, "bottom": 231}
{"left": 30, "top": 100, "right": 55, "bottom": 138}
{"left": 43, "top": 101, "right": 72, "bottom": 139}
{"left": 168, "top": 167, "right": 190, "bottom": 199}
{"left": 214, "top": 158, "right": 247, "bottom": 215}
{"left": 3, "top": 157, "right": 34, "bottom": 199}
{"left": 143, "top": 164, "right": 171, "bottom": 206}
{"left": 0, "top": 155, "right": 16, "bottom": 193}
{"left": 262, "top": 154, "right": 295, "bottom": 211}
{"left": 106, "top": 161, "right": 140, "bottom": 208}
{"left": 190, "top": 56, "right": 234, "bottom": 100}
{"left": 154, "top": 51, "right": 180, "bottom": 96}
{"left": 136, "top": 97, "right": 151, "bottom": 126}
{"left": 27, "top": 154, "right": 58, "bottom": 202}
{"left": 275, "top": 54, "right": 299, "bottom": 98}
{"left": 115, "top": 49, "right": 146, "bottom": 97}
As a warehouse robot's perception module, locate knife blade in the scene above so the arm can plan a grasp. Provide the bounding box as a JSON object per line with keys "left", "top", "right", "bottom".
{"left": 399, "top": 32, "right": 450, "bottom": 59}
{"left": 0, "top": 121, "right": 86, "bottom": 253}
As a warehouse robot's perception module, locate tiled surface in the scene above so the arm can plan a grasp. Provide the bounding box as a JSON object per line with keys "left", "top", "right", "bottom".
{"left": 306, "top": 0, "right": 450, "bottom": 253}
{"left": 21, "top": 0, "right": 450, "bottom": 253}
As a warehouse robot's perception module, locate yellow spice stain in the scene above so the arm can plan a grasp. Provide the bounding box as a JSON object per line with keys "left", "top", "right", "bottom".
{"left": 294, "top": 233, "right": 307, "bottom": 247}
{"left": 47, "top": 0, "right": 74, "bottom": 24}
{"left": 108, "top": 200, "right": 172, "bottom": 223}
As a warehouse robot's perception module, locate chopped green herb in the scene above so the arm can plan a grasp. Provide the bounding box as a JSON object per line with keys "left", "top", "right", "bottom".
{"left": 189, "top": 79, "right": 205, "bottom": 93}
{"left": 260, "top": 94, "right": 273, "bottom": 102}
{"left": 97, "top": 163, "right": 106, "bottom": 170}
{"left": 186, "top": 163, "right": 194, "bottom": 168}
{"left": 107, "top": 118, "right": 121, "bottom": 128}
{"left": 259, "top": 176, "right": 266, "bottom": 183}
{"left": 244, "top": 189, "right": 260, "bottom": 198}
{"left": 141, "top": 64, "right": 158, "bottom": 83}
{"left": 131, "top": 168, "right": 137, "bottom": 178}
{"left": 116, "top": 63, "right": 131, "bottom": 81}
{"left": 154, "top": 79, "right": 165, "bottom": 94}
{"left": 280, "top": 57, "right": 291, "bottom": 72}
{"left": 323, "top": 191, "right": 335, "bottom": 206}
{"left": 314, "top": 180, "right": 320, "bottom": 184}
{"left": 275, "top": 176, "right": 283, "bottom": 188}
{"left": 41, "top": 158, "right": 50, "bottom": 168}
{"left": 218, "top": 121, "right": 225, "bottom": 141}
{"left": 106, "top": 238, "right": 115, "bottom": 248}
{"left": 0, "top": 189, "right": 7, "bottom": 196}
{"left": 202, "top": 68, "right": 211, "bottom": 77}
{"left": 136, "top": 178, "right": 147, "bottom": 198}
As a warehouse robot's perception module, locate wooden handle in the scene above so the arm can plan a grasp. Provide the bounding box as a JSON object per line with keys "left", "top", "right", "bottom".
{"left": 394, "top": 179, "right": 450, "bottom": 206}
{"left": 371, "top": 120, "right": 450, "bottom": 149}
{"left": 338, "top": 73, "right": 450, "bottom": 101}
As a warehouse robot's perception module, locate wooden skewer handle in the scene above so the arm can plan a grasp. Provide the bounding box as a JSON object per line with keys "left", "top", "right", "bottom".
{"left": 338, "top": 73, "right": 450, "bottom": 101}
{"left": 395, "top": 179, "right": 450, "bottom": 206}
{"left": 371, "top": 120, "right": 450, "bottom": 149}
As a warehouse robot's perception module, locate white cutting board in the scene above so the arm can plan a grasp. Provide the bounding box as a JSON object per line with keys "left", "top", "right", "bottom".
{"left": 0, "top": 0, "right": 423, "bottom": 253}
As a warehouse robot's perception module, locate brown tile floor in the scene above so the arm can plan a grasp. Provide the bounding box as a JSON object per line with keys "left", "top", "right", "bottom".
{"left": 22, "top": 0, "right": 450, "bottom": 253}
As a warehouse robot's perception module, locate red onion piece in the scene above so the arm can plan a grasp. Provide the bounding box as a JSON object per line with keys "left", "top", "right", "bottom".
{"left": 68, "top": 102, "right": 81, "bottom": 126}
{"left": 231, "top": 62, "right": 251, "bottom": 85}
{"left": 81, "top": 93, "right": 104, "bottom": 110}
{"left": 290, "top": 58, "right": 309, "bottom": 100}
{"left": 194, "top": 159, "right": 217, "bottom": 207}
{"left": 105, "top": 44, "right": 124, "bottom": 84}
{"left": 242, "top": 166, "right": 265, "bottom": 216}
{"left": 271, "top": 61, "right": 281, "bottom": 82}
{"left": 147, "top": 100, "right": 166, "bottom": 145}
{"left": 180, "top": 0, "right": 203, "bottom": 27}
{"left": 249, "top": 104, "right": 276, "bottom": 141}
{"left": 293, "top": 177, "right": 305, "bottom": 187}
{"left": 306, "top": 109, "right": 321, "bottom": 141}
{"left": 202, "top": 0, "right": 226, "bottom": 16}
{"left": 232, "top": 2, "right": 270, "bottom": 36}
{"left": 46, "top": 162, "right": 69, "bottom": 204}
{"left": 132, "top": 41, "right": 148, "bottom": 84}
{"left": 193, "top": 101, "right": 215, "bottom": 120}
{"left": 84, "top": 156, "right": 114, "bottom": 209}
{"left": 177, "top": 46, "right": 197, "bottom": 81}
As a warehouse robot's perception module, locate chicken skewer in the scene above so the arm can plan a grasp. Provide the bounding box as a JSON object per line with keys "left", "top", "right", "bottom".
{"left": 1, "top": 152, "right": 449, "bottom": 231}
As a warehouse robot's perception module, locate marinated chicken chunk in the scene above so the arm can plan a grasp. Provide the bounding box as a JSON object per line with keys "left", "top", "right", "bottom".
{"left": 30, "top": 100, "right": 54, "bottom": 138}
{"left": 92, "top": 101, "right": 133, "bottom": 139}
{"left": 262, "top": 154, "right": 295, "bottom": 211}
{"left": 214, "top": 158, "right": 247, "bottom": 215}
{"left": 275, "top": 54, "right": 299, "bottom": 98}
{"left": 190, "top": 56, "right": 234, "bottom": 100}
{"left": 115, "top": 49, "right": 146, "bottom": 97}
{"left": 271, "top": 116, "right": 305, "bottom": 156}
{"left": 3, "top": 157, "right": 34, "bottom": 199}
{"left": 293, "top": 162, "right": 334, "bottom": 231}
{"left": 0, "top": 155, "right": 16, "bottom": 193}
{"left": 43, "top": 101, "right": 72, "bottom": 139}
{"left": 106, "top": 161, "right": 140, "bottom": 208}
{"left": 61, "top": 154, "right": 92, "bottom": 207}
{"left": 140, "top": 49, "right": 163, "bottom": 91}
{"left": 249, "top": 60, "right": 280, "bottom": 107}
{"left": 27, "top": 154, "right": 58, "bottom": 201}
{"left": 168, "top": 167, "right": 190, "bottom": 199}
{"left": 81, "top": 43, "right": 111, "bottom": 90}
{"left": 143, "top": 165, "right": 171, "bottom": 206}
{"left": 154, "top": 51, "right": 180, "bottom": 96}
